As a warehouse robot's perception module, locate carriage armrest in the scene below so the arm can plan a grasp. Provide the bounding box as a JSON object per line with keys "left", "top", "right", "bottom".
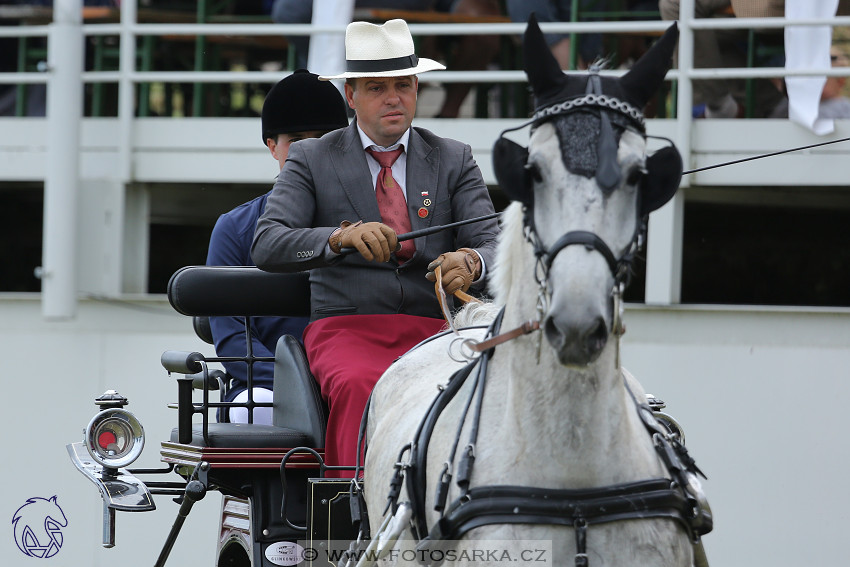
{"left": 167, "top": 265, "right": 310, "bottom": 317}
{"left": 161, "top": 350, "right": 204, "bottom": 374}
{"left": 273, "top": 335, "right": 326, "bottom": 448}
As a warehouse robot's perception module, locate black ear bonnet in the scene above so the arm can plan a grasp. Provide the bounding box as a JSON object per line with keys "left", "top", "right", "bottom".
{"left": 493, "top": 16, "right": 682, "bottom": 218}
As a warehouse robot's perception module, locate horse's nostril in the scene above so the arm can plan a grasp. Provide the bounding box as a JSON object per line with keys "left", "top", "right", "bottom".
{"left": 544, "top": 314, "right": 609, "bottom": 365}
{"left": 544, "top": 317, "right": 562, "bottom": 347}
{"left": 585, "top": 317, "right": 608, "bottom": 354}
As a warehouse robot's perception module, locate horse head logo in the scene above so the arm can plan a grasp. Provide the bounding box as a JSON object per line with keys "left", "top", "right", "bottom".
{"left": 12, "top": 496, "right": 68, "bottom": 558}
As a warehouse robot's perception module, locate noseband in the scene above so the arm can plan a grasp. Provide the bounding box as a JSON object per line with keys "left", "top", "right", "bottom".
{"left": 528, "top": 217, "right": 644, "bottom": 292}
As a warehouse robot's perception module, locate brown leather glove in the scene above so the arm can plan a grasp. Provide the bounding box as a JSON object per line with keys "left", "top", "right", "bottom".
{"left": 329, "top": 220, "right": 399, "bottom": 263}
{"left": 425, "top": 248, "right": 482, "bottom": 294}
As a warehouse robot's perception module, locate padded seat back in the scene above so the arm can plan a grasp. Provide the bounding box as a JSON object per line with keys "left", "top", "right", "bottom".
{"left": 273, "top": 335, "right": 327, "bottom": 448}
{"left": 193, "top": 316, "right": 214, "bottom": 345}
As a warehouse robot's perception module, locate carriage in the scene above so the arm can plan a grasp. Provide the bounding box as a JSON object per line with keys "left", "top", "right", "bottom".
{"left": 65, "top": 263, "right": 693, "bottom": 567}
{"left": 67, "top": 17, "right": 711, "bottom": 567}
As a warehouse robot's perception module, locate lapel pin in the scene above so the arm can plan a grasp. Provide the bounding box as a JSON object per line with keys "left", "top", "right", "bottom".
{"left": 418, "top": 207, "right": 429, "bottom": 218}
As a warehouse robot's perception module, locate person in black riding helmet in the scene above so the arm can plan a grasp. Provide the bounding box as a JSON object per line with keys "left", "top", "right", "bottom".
{"left": 205, "top": 69, "right": 349, "bottom": 424}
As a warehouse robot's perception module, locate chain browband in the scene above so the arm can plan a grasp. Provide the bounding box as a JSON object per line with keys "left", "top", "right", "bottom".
{"left": 532, "top": 93, "right": 646, "bottom": 131}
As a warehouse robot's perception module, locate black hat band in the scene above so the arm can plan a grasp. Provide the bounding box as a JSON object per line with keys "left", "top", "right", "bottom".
{"left": 346, "top": 54, "right": 419, "bottom": 73}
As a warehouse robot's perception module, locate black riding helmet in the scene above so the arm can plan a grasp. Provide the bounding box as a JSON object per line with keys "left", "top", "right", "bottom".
{"left": 260, "top": 68, "right": 349, "bottom": 143}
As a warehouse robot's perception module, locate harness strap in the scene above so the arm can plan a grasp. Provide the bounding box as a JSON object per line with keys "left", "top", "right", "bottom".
{"left": 408, "top": 369, "right": 713, "bottom": 560}
{"left": 574, "top": 519, "right": 588, "bottom": 567}
{"left": 422, "top": 479, "right": 694, "bottom": 546}
{"left": 406, "top": 309, "right": 506, "bottom": 540}
{"left": 406, "top": 360, "right": 479, "bottom": 539}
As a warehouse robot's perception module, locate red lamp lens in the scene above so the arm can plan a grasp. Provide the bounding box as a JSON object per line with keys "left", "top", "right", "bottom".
{"left": 98, "top": 431, "right": 117, "bottom": 449}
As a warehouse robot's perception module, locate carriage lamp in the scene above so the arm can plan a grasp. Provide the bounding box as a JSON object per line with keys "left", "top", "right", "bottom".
{"left": 84, "top": 391, "right": 145, "bottom": 470}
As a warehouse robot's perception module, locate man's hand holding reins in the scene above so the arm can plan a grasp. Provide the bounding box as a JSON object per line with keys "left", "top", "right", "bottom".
{"left": 329, "top": 220, "right": 399, "bottom": 263}
{"left": 426, "top": 248, "right": 482, "bottom": 294}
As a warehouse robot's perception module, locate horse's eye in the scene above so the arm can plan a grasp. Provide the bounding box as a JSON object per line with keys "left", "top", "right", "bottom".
{"left": 625, "top": 166, "right": 645, "bottom": 187}
{"left": 524, "top": 163, "right": 543, "bottom": 184}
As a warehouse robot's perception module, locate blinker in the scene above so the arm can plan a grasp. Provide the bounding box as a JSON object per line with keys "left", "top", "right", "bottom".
{"left": 492, "top": 135, "right": 533, "bottom": 207}
{"left": 640, "top": 141, "right": 683, "bottom": 216}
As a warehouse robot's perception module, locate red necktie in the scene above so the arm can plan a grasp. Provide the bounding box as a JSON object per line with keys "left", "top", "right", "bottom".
{"left": 366, "top": 147, "right": 414, "bottom": 261}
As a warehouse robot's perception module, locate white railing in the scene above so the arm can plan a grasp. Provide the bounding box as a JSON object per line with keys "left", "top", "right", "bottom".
{"left": 2, "top": 0, "right": 849, "bottom": 316}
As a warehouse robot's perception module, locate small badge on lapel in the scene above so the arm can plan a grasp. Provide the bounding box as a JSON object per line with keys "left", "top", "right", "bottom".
{"left": 418, "top": 191, "right": 432, "bottom": 218}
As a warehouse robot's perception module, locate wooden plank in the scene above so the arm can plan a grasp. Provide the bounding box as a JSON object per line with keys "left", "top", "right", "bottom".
{"left": 352, "top": 8, "right": 510, "bottom": 24}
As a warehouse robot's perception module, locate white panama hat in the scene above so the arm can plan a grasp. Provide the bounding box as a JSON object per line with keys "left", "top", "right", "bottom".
{"left": 319, "top": 19, "right": 446, "bottom": 80}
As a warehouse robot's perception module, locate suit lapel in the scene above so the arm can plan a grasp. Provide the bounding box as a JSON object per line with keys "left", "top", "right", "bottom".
{"left": 328, "top": 122, "right": 382, "bottom": 222}
{"left": 406, "top": 128, "right": 439, "bottom": 259}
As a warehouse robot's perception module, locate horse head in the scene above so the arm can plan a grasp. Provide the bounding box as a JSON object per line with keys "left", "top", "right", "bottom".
{"left": 493, "top": 16, "right": 682, "bottom": 366}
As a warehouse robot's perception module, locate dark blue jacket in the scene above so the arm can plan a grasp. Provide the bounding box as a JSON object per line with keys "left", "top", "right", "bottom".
{"left": 206, "top": 191, "right": 309, "bottom": 402}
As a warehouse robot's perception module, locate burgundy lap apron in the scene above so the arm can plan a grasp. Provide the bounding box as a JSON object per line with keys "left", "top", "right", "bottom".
{"left": 303, "top": 313, "right": 446, "bottom": 477}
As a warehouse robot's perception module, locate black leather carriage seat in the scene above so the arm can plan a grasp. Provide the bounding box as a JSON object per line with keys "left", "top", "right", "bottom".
{"left": 273, "top": 334, "right": 326, "bottom": 448}
{"left": 165, "top": 266, "right": 326, "bottom": 450}
{"left": 170, "top": 421, "right": 316, "bottom": 449}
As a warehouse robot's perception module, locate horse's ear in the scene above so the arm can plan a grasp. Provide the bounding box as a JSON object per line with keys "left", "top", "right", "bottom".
{"left": 640, "top": 145, "right": 682, "bottom": 216}
{"left": 493, "top": 137, "right": 533, "bottom": 207}
{"left": 620, "top": 23, "right": 678, "bottom": 108}
{"left": 524, "top": 13, "right": 568, "bottom": 104}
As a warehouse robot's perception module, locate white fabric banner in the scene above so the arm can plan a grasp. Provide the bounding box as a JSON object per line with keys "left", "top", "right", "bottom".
{"left": 784, "top": 0, "right": 839, "bottom": 134}
{"left": 307, "top": 0, "right": 353, "bottom": 93}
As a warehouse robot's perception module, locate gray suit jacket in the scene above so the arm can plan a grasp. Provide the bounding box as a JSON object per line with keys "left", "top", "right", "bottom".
{"left": 252, "top": 121, "right": 500, "bottom": 321}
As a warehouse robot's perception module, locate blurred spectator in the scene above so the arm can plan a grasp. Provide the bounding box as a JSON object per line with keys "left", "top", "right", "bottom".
{"left": 613, "top": 1, "right": 664, "bottom": 70}
{"left": 429, "top": 0, "right": 502, "bottom": 118}
{"left": 271, "top": 0, "right": 502, "bottom": 118}
{"left": 729, "top": 0, "right": 849, "bottom": 18}
{"left": 659, "top": 0, "right": 784, "bottom": 118}
{"left": 818, "top": 47, "right": 850, "bottom": 118}
{"left": 752, "top": 1, "right": 850, "bottom": 132}
{"left": 770, "top": 46, "right": 850, "bottom": 119}
{"left": 506, "top": 0, "right": 608, "bottom": 69}
{"left": 0, "top": 0, "right": 118, "bottom": 116}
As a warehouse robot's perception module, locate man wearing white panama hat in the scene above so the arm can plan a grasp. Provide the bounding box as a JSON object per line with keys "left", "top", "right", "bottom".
{"left": 252, "top": 18, "right": 500, "bottom": 475}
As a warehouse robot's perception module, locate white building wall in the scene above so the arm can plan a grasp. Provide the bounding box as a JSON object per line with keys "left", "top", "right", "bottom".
{"left": 621, "top": 305, "right": 850, "bottom": 566}
{"left": 0, "top": 297, "right": 219, "bottom": 567}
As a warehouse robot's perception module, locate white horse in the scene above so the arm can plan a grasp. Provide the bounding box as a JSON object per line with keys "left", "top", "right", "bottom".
{"left": 359, "top": 17, "right": 710, "bottom": 567}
